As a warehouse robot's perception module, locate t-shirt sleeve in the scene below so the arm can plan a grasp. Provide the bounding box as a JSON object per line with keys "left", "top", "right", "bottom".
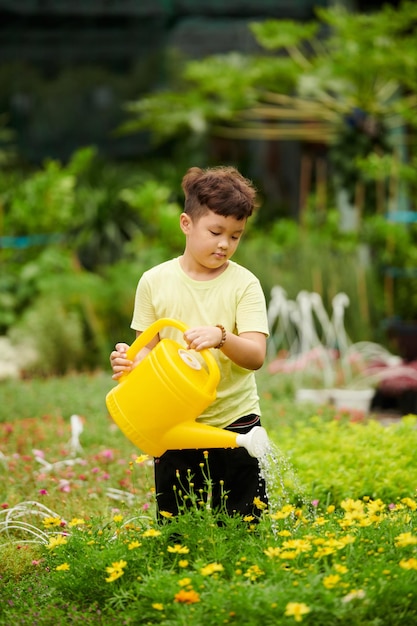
{"left": 130, "top": 274, "right": 157, "bottom": 331}
{"left": 235, "top": 278, "right": 269, "bottom": 337}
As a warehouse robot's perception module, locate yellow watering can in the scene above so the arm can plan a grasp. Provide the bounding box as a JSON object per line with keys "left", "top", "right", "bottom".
{"left": 106, "top": 318, "right": 269, "bottom": 458}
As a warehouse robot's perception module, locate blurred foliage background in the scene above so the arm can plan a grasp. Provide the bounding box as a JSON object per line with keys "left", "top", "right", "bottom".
{"left": 1, "top": 1, "right": 417, "bottom": 376}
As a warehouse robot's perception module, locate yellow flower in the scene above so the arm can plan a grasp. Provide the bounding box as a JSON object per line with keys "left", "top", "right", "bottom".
{"left": 128, "top": 541, "right": 142, "bottom": 550}
{"left": 243, "top": 515, "right": 255, "bottom": 522}
{"left": 159, "top": 511, "right": 174, "bottom": 519}
{"left": 167, "top": 544, "right": 189, "bottom": 554}
{"left": 55, "top": 562, "right": 70, "bottom": 571}
{"left": 399, "top": 557, "right": 417, "bottom": 570}
{"left": 43, "top": 517, "right": 62, "bottom": 528}
{"left": 282, "top": 539, "right": 312, "bottom": 554}
{"left": 142, "top": 528, "right": 161, "bottom": 538}
{"left": 105, "top": 570, "right": 124, "bottom": 583}
{"left": 113, "top": 514, "right": 124, "bottom": 523}
{"left": 135, "top": 454, "right": 150, "bottom": 464}
{"left": 401, "top": 497, "right": 417, "bottom": 511}
{"left": 68, "top": 518, "right": 85, "bottom": 528}
{"left": 152, "top": 603, "right": 164, "bottom": 611}
{"left": 264, "top": 546, "right": 281, "bottom": 558}
{"left": 285, "top": 602, "right": 311, "bottom": 622}
{"left": 200, "top": 562, "right": 224, "bottom": 576}
{"left": 323, "top": 574, "right": 341, "bottom": 589}
{"left": 244, "top": 564, "right": 264, "bottom": 581}
{"left": 339, "top": 534, "right": 355, "bottom": 546}
{"left": 47, "top": 535, "right": 68, "bottom": 550}
{"left": 110, "top": 559, "right": 127, "bottom": 569}
{"left": 334, "top": 564, "right": 348, "bottom": 574}
{"left": 366, "top": 498, "right": 385, "bottom": 515}
{"left": 253, "top": 497, "right": 267, "bottom": 511}
{"left": 178, "top": 577, "right": 192, "bottom": 587}
{"left": 314, "top": 546, "right": 335, "bottom": 558}
{"left": 174, "top": 589, "right": 200, "bottom": 604}
{"left": 279, "top": 550, "right": 297, "bottom": 560}
{"left": 341, "top": 498, "right": 364, "bottom": 514}
{"left": 105, "top": 560, "right": 127, "bottom": 583}
{"left": 395, "top": 532, "right": 417, "bottom": 547}
{"left": 313, "top": 538, "right": 325, "bottom": 545}
{"left": 179, "top": 560, "right": 189, "bottom": 568}
{"left": 326, "top": 505, "right": 335, "bottom": 514}
{"left": 270, "top": 504, "right": 295, "bottom": 520}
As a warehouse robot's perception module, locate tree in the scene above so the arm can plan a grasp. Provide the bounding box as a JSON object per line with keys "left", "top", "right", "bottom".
{"left": 121, "top": 2, "right": 417, "bottom": 215}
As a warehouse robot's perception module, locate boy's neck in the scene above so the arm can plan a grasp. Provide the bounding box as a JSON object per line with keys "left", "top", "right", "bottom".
{"left": 179, "top": 255, "right": 229, "bottom": 281}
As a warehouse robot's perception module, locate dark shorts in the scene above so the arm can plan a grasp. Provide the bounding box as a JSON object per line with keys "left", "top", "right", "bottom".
{"left": 154, "top": 414, "right": 268, "bottom": 518}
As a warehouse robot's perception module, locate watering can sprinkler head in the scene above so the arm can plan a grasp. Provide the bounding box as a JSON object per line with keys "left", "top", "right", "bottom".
{"left": 236, "top": 426, "right": 270, "bottom": 458}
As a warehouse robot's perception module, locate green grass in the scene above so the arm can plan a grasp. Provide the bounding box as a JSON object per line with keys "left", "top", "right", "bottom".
{"left": 0, "top": 368, "right": 417, "bottom": 625}
{"left": 0, "top": 371, "right": 114, "bottom": 423}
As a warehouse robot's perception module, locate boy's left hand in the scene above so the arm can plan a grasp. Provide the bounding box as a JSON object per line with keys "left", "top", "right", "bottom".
{"left": 183, "top": 326, "right": 223, "bottom": 351}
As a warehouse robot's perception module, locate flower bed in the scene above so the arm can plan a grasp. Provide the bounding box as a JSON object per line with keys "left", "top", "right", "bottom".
{"left": 0, "top": 373, "right": 416, "bottom": 624}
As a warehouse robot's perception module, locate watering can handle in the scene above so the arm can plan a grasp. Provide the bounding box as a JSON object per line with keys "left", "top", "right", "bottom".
{"left": 121, "top": 318, "right": 221, "bottom": 393}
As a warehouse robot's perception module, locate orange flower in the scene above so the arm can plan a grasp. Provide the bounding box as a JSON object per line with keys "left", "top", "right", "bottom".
{"left": 174, "top": 589, "right": 200, "bottom": 604}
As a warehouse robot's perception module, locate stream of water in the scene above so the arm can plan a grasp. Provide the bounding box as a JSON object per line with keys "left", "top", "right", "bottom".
{"left": 257, "top": 437, "right": 307, "bottom": 516}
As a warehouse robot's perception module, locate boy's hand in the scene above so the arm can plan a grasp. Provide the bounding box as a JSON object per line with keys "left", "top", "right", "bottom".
{"left": 183, "top": 326, "right": 223, "bottom": 351}
{"left": 110, "top": 342, "right": 133, "bottom": 380}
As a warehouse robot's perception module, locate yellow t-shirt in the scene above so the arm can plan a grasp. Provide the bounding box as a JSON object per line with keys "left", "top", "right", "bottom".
{"left": 131, "top": 257, "right": 269, "bottom": 428}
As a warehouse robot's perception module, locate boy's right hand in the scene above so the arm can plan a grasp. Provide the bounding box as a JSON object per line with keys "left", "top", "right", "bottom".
{"left": 110, "top": 342, "right": 133, "bottom": 380}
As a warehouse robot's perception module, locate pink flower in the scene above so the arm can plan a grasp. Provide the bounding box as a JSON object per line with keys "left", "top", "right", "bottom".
{"left": 38, "top": 489, "right": 48, "bottom": 496}
{"left": 1, "top": 503, "right": 9, "bottom": 509}
{"left": 33, "top": 449, "right": 45, "bottom": 459}
{"left": 101, "top": 449, "right": 114, "bottom": 461}
{"left": 311, "top": 499, "right": 320, "bottom": 507}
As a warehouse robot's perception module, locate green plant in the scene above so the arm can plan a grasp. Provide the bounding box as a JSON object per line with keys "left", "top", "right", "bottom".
{"left": 8, "top": 295, "right": 85, "bottom": 376}
{"left": 0, "top": 151, "right": 182, "bottom": 369}
{"left": 363, "top": 214, "right": 417, "bottom": 321}
{"left": 122, "top": 3, "right": 417, "bottom": 211}
{"left": 235, "top": 210, "right": 384, "bottom": 345}
{"left": 1, "top": 370, "right": 417, "bottom": 624}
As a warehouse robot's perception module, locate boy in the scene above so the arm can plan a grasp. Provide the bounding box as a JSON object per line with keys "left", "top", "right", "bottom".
{"left": 110, "top": 165, "right": 269, "bottom": 518}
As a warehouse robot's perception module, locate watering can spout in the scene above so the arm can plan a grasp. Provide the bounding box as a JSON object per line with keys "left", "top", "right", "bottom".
{"left": 236, "top": 426, "right": 270, "bottom": 458}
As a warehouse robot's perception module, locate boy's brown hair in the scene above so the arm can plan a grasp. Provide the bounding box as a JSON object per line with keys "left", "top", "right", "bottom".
{"left": 181, "top": 166, "right": 258, "bottom": 221}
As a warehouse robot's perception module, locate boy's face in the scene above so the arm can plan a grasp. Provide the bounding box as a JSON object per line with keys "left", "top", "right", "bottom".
{"left": 180, "top": 208, "right": 246, "bottom": 271}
